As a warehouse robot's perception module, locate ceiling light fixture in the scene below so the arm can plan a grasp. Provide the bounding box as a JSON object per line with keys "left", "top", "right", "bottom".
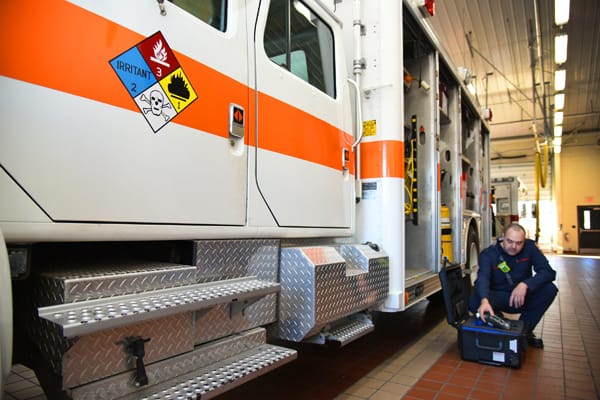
{"left": 554, "top": 125, "right": 563, "bottom": 137}
{"left": 555, "top": 69, "right": 566, "bottom": 91}
{"left": 554, "top": 93, "right": 565, "bottom": 110}
{"left": 555, "top": 0, "right": 570, "bottom": 26}
{"left": 554, "top": 111, "right": 564, "bottom": 125}
{"left": 555, "top": 34, "right": 568, "bottom": 64}
{"left": 554, "top": 145, "right": 562, "bottom": 154}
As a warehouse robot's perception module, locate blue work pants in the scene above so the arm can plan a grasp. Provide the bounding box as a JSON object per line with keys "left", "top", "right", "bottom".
{"left": 469, "top": 283, "right": 558, "bottom": 332}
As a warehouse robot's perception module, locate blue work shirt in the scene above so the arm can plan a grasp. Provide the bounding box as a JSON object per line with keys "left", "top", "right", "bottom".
{"left": 474, "top": 239, "right": 556, "bottom": 300}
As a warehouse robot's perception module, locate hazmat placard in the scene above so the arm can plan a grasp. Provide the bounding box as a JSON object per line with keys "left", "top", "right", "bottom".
{"left": 110, "top": 31, "right": 197, "bottom": 133}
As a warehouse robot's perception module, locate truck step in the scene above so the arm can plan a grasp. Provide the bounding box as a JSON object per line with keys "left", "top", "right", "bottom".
{"left": 123, "top": 344, "right": 297, "bottom": 400}
{"left": 67, "top": 327, "right": 296, "bottom": 400}
{"left": 38, "top": 277, "right": 280, "bottom": 337}
{"left": 327, "top": 315, "right": 375, "bottom": 347}
{"left": 35, "top": 261, "right": 197, "bottom": 305}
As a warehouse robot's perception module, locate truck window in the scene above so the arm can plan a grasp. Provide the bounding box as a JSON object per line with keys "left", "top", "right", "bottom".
{"left": 171, "top": 0, "right": 228, "bottom": 31}
{"left": 264, "top": 0, "right": 336, "bottom": 98}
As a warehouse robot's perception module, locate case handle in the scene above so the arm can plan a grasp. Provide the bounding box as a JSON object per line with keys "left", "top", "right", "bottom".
{"left": 475, "top": 335, "right": 503, "bottom": 351}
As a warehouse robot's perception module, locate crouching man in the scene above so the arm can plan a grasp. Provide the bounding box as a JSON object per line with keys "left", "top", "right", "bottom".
{"left": 470, "top": 223, "right": 558, "bottom": 348}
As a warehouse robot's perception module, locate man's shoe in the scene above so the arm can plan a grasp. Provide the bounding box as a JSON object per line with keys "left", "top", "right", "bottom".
{"left": 527, "top": 332, "right": 544, "bottom": 349}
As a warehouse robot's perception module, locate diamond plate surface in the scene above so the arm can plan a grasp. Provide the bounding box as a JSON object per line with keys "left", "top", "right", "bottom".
{"left": 193, "top": 294, "right": 277, "bottom": 344}
{"left": 191, "top": 240, "right": 279, "bottom": 344}
{"left": 35, "top": 261, "right": 197, "bottom": 305}
{"left": 27, "top": 314, "right": 75, "bottom": 375}
{"left": 62, "top": 313, "right": 193, "bottom": 389}
{"left": 130, "top": 345, "right": 297, "bottom": 400}
{"left": 70, "top": 328, "right": 273, "bottom": 400}
{"left": 193, "top": 239, "right": 279, "bottom": 282}
{"left": 272, "top": 245, "right": 389, "bottom": 342}
{"left": 29, "top": 243, "right": 281, "bottom": 382}
{"left": 328, "top": 315, "right": 375, "bottom": 346}
{"left": 38, "top": 277, "right": 280, "bottom": 337}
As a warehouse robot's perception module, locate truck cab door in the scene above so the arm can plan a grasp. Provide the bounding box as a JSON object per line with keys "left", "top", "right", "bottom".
{"left": 0, "top": 0, "right": 249, "bottom": 226}
{"left": 252, "top": 0, "right": 354, "bottom": 228}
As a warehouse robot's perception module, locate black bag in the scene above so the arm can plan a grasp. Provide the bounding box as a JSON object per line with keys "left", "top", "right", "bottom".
{"left": 438, "top": 262, "right": 527, "bottom": 368}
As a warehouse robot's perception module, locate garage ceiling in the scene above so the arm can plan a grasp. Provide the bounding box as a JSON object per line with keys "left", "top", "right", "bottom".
{"left": 424, "top": 0, "right": 600, "bottom": 164}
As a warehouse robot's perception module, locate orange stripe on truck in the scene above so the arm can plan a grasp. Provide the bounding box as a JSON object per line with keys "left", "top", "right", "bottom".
{"left": 360, "top": 140, "right": 404, "bottom": 179}
{"left": 255, "top": 92, "right": 355, "bottom": 173}
{"left": 1, "top": 1, "right": 137, "bottom": 113}
{"left": 0, "top": 0, "right": 237, "bottom": 139}
{"left": 0, "top": 0, "right": 354, "bottom": 174}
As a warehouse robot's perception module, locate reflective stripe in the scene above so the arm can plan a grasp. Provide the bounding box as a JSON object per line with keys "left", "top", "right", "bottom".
{"left": 0, "top": 0, "right": 354, "bottom": 174}
{"left": 359, "top": 140, "right": 404, "bottom": 179}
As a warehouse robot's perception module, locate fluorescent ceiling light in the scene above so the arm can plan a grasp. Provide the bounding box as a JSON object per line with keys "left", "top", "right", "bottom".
{"left": 554, "top": 111, "right": 564, "bottom": 125}
{"left": 554, "top": 145, "right": 562, "bottom": 154}
{"left": 555, "top": 69, "right": 566, "bottom": 91}
{"left": 554, "top": 93, "right": 565, "bottom": 110}
{"left": 554, "top": 125, "right": 563, "bottom": 137}
{"left": 553, "top": 137, "right": 562, "bottom": 146}
{"left": 555, "top": 0, "right": 570, "bottom": 25}
{"left": 555, "top": 34, "right": 568, "bottom": 64}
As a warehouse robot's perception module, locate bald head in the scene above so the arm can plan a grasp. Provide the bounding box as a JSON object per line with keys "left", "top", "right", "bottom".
{"left": 504, "top": 223, "right": 526, "bottom": 237}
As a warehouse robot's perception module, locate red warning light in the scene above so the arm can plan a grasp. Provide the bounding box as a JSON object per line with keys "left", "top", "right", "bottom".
{"left": 425, "top": 0, "right": 435, "bottom": 16}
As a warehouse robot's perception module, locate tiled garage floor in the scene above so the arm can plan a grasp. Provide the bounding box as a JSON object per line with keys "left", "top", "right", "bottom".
{"left": 4, "top": 255, "right": 599, "bottom": 400}
{"left": 333, "top": 255, "right": 600, "bottom": 400}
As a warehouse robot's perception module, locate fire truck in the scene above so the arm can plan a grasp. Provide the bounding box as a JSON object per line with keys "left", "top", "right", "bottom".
{"left": 491, "top": 177, "right": 522, "bottom": 237}
{"left": 0, "top": 0, "right": 491, "bottom": 398}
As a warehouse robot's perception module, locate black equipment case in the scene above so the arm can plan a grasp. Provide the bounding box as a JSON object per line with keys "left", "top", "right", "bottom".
{"left": 438, "top": 262, "right": 527, "bottom": 368}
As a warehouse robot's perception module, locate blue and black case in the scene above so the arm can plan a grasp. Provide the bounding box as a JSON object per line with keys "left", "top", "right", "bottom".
{"left": 438, "top": 262, "right": 527, "bottom": 368}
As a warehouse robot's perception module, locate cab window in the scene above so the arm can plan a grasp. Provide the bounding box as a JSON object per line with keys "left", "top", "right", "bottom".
{"left": 264, "top": 0, "right": 336, "bottom": 98}
{"left": 171, "top": 0, "right": 228, "bottom": 31}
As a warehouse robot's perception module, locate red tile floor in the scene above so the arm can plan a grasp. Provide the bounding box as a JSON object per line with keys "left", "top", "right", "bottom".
{"left": 398, "top": 255, "right": 600, "bottom": 400}
{"left": 333, "top": 254, "right": 600, "bottom": 400}
{"left": 4, "top": 255, "right": 599, "bottom": 400}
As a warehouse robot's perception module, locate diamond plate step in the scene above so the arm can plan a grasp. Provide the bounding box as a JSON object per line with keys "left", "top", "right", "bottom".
{"left": 123, "top": 344, "right": 297, "bottom": 400}
{"left": 327, "top": 315, "right": 375, "bottom": 347}
{"left": 68, "top": 328, "right": 296, "bottom": 400}
{"left": 38, "top": 277, "right": 280, "bottom": 337}
{"left": 34, "top": 261, "right": 197, "bottom": 305}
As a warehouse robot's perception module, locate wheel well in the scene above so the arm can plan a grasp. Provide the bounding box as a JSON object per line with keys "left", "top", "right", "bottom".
{"left": 468, "top": 220, "right": 479, "bottom": 241}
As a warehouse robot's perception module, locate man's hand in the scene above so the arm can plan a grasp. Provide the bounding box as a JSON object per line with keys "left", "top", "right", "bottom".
{"left": 509, "top": 282, "right": 528, "bottom": 308}
{"left": 477, "top": 298, "right": 494, "bottom": 322}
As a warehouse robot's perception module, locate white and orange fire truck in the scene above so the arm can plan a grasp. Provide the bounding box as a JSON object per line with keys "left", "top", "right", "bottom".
{"left": 491, "top": 176, "right": 523, "bottom": 236}
{"left": 0, "top": 0, "right": 491, "bottom": 398}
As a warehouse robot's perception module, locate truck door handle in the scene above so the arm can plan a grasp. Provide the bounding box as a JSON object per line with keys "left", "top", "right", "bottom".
{"left": 342, "top": 147, "right": 350, "bottom": 172}
{"left": 229, "top": 103, "right": 245, "bottom": 140}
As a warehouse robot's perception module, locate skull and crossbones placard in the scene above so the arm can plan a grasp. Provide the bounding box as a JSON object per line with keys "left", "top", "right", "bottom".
{"left": 141, "top": 90, "right": 171, "bottom": 120}
{"left": 135, "top": 85, "right": 177, "bottom": 132}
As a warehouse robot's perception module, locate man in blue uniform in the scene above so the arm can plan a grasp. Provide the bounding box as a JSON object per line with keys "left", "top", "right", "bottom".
{"left": 470, "top": 223, "right": 558, "bottom": 348}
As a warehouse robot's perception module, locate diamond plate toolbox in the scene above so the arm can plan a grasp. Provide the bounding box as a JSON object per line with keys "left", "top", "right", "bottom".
{"left": 273, "top": 244, "right": 389, "bottom": 342}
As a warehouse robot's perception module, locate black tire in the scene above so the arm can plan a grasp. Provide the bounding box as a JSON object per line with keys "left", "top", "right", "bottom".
{"left": 464, "top": 227, "right": 480, "bottom": 297}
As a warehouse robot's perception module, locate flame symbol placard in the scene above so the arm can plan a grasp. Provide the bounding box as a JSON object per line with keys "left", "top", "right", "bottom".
{"left": 150, "top": 40, "right": 170, "bottom": 67}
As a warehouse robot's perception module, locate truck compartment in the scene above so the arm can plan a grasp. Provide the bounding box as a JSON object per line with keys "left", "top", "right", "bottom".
{"left": 272, "top": 244, "right": 388, "bottom": 345}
